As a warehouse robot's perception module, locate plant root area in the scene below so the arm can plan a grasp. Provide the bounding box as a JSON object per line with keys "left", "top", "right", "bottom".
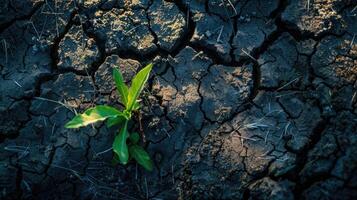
{"left": 0, "top": 0, "right": 357, "bottom": 199}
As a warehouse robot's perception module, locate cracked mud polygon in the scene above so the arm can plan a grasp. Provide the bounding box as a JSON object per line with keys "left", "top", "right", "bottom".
{"left": 1, "top": 0, "right": 357, "bottom": 199}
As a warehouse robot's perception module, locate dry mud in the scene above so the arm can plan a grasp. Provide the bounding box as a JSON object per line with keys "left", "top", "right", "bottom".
{"left": 0, "top": 0, "right": 357, "bottom": 199}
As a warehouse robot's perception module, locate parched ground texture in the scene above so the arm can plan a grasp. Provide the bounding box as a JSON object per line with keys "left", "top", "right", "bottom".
{"left": 0, "top": 0, "right": 357, "bottom": 199}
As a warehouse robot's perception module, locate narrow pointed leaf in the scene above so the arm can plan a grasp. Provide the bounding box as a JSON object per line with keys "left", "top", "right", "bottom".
{"left": 65, "top": 105, "right": 124, "bottom": 128}
{"left": 111, "top": 153, "right": 120, "bottom": 165}
{"left": 129, "top": 132, "right": 140, "bottom": 144}
{"left": 132, "top": 101, "right": 141, "bottom": 111}
{"left": 112, "top": 120, "right": 129, "bottom": 164}
{"left": 127, "top": 63, "right": 153, "bottom": 111}
{"left": 113, "top": 68, "right": 129, "bottom": 105}
{"left": 106, "top": 115, "right": 126, "bottom": 128}
{"left": 129, "top": 145, "right": 153, "bottom": 171}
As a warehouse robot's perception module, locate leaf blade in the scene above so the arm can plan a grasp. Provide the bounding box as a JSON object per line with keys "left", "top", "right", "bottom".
{"left": 106, "top": 115, "right": 126, "bottom": 128}
{"left": 129, "top": 132, "right": 140, "bottom": 144}
{"left": 132, "top": 101, "right": 140, "bottom": 111}
{"left": 113, "top": 68, "right": 129, "bottom": 105}
{"left": 127, "top": 63, "right": 153, "bottom": 111}
{"left": 112, "top": 120, "right": 129, "bottom": 164}
{"left": 65, "top": 105, "right": 123, "bottom": 129}
{"left": 129, "top": 145, "right": 153, "bottom": 171}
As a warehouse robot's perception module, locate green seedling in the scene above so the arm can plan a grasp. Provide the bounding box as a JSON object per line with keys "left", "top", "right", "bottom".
{"left": 65, "top": 63, "right": 154, "bottom": 171}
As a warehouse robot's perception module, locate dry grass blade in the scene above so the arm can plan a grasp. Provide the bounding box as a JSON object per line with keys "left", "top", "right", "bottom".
{"left": 186, "top": 1, "right": 190, "bottom": 28}
{"left": 227, "top": 0, "right": 237, "bottom": 15}
{"left": 241, "top": 48, "right": 258, "bottom": 62}
{"left": 351, "top": 5, "right": 357, "bottom": 13}
{"left": 244, "top": 122, "right": 269, "bottom": 129}
{"left": 232, "top": 134, "right": 259, "bottom": 142}
{"left": 276, "top": 77, "right": 300, "bottom": 91}
{"left": 2, "top": 39, "right": 8, "bottom": 66}
{"left": 34, "top": 96, "right": 77, "bottom": 114}
{"left": 217, "top": 26, "right": 224, "bottom": 42}
{"left": 351, "top": 91, "right": 356, "bottom": 106}
{"left": 29, "top": 21, "right": 41, "bottom": 41}
{"left": 13, "top": 80, "right": 22, "bottom": 88}
{"left": 350, "top": 34, "right": 356, "bottom": 47}
{"left": 95, "top": 147, "right": 113, "bottom": 157}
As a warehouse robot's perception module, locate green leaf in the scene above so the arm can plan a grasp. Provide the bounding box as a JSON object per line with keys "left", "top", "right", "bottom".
{"left": 129, "top": 145, "right": 153, "bottom": 171}
{"left": 129, "top": 132, "right": 140, "bottom": 144}
{"left": 127, "top": 63, "right": 153, "bottom": 111}
{"left": 133, "top": 101, "right": 141, "bottom": 111}
{"left": 106, "top": 115, "right": 126, "bottom": 128}
{"left": 113, "top": 68, "right": 129, "bottom": 105}
{"left": 65, "top": 105, "right": 124, "bottom": 129}
{"left": 112, "top": 120, "right": 129, "bottom": 164}
{"left": 111, "top": 153, "right": 120, "bottom": 165}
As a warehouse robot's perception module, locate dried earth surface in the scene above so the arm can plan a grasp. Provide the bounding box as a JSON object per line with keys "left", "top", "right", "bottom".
{"left": 0, "top": 0, "right": 357, "bottom": 199}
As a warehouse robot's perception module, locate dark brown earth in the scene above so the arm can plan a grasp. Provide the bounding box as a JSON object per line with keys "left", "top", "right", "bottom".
{"left": 1, "top": 0, "right": 357, "bottom": 199}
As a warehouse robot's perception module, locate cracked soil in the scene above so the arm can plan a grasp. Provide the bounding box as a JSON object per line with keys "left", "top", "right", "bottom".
{"left": 0, "top": 0, "right": 357, "bottom": 199}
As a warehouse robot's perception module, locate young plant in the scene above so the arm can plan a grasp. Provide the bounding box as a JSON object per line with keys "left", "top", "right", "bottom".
{"left": 65, "top": 63, "right": 154, "bottom": 171}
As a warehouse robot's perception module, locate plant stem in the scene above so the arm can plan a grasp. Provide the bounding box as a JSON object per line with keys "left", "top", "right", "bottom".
{"left": 137, "top": 111, "right": 146, "bottom": 143}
